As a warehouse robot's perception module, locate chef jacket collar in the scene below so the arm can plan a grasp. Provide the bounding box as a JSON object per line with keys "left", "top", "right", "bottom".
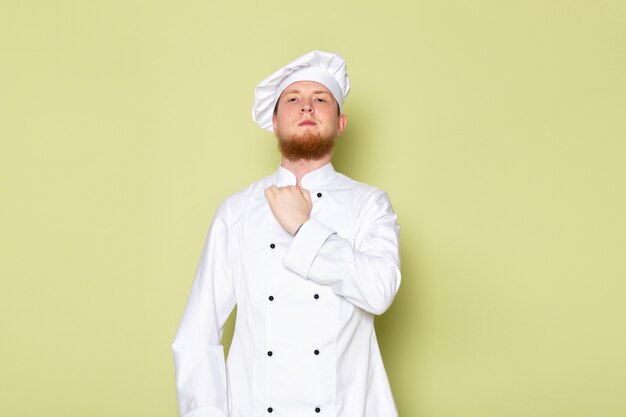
{"left": 275, "top": 162, "right": 338, "bottom": 188}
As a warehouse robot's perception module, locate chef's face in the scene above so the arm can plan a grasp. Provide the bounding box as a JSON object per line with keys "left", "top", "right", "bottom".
{"left": 272, "top": 81, "right": 346, "bottom": 145}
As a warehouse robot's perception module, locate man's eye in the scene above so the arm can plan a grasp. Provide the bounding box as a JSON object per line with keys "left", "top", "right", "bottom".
{"left": 315, "top": 98, "right": 327, "bottom": 102}
{"left": 287, "top": 97, "right": 297, "bottom": 102}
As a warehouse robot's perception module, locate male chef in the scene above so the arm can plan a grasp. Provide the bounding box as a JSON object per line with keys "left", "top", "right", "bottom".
{"left": 173, "top": 50, "right": 401, "bottom": 417}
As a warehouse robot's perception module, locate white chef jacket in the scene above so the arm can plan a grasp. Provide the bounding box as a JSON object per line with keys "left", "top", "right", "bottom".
{"left": 172, "top": 162, "right": 401, "bottom": 417}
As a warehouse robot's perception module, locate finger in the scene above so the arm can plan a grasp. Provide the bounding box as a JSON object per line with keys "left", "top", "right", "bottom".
{"left": 300, "top": 187, "right": 312, "bottom": 204}
{"left": 265, "top": 186, "right": 278, "bottom": 198}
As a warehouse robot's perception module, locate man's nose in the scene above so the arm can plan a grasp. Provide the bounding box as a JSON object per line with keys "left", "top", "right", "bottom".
{"left": 300, "top": 102, "right": 314, "bottom": 113}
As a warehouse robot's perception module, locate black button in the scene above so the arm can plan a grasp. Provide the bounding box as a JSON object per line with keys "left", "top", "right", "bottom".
{"left": 314, "top": 294, "right": 319, "bottom": 299}
{"left": 268, "top": 295, "right": 274, "bottom": 301}
{"left": 270, "top": 243, "right": 276, "bottom": 249}
{"left": 315, "top": 407, "right": 321, "bottom": 413}
{"left": 317, "top": 192, "right": 322, "bottom": 198}
{"left": 314, "top": 349, "right": 320, "bottom": 355}
{"left": 267, "top": 351, "right": 273, "bottom": 356}
{"left": 268, "top": 407, "right": 273, "bottom": 413}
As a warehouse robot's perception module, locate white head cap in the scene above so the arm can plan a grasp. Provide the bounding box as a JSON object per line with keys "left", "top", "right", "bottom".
{"left": 252, "top": 50, "right": 351, "bottom": 131}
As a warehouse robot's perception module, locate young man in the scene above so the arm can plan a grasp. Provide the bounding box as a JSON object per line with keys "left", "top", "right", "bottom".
{"left": 173, "top": 51, "right": 401, "bottom": 417}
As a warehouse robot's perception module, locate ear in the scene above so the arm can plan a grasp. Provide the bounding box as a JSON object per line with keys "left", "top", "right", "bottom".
{"left": 272, "top": 113, "right": 278, "bottom": 134}
{"left": 338, "top": 114, "right": 347, "bottom": 134}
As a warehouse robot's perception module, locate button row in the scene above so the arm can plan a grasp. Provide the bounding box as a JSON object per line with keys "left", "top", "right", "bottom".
{"left": 267, "top": 294, "right": 319, "bottom": 301}
{"left": 266, "top": 189, "right": 322, "bottom": 415}
{"left": 267, "top": 406, "right": 321, "bottom": 413}
{"left": 266, "top": 191, "right": 323, "bottom": 416}
{"left": 266, "top": 349, "right": 321, "bottom": 356}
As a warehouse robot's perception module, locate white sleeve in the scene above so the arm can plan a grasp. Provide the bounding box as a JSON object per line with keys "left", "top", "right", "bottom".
{"left": 282, "top": 189, "right": 401, "bottom": 315}
{"left": 172, "top": 201, "right": 236, "bottom": 417}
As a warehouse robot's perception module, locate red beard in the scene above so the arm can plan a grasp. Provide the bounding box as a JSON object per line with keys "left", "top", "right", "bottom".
{"left": 277, "top": 129, "right": 337, "bottom": 161}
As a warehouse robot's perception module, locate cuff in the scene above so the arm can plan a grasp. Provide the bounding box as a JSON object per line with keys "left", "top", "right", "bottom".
{"left": 282, "top": 219, "right": 335, "bottom": 278}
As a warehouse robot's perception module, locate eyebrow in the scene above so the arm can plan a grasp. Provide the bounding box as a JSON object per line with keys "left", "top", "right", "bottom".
{"left": 282, "top": 89, "right": 332, "bottom": 95}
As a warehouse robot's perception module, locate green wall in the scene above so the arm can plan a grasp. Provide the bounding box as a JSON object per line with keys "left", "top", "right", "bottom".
{"left": 1, "top": 1, "right": 625, "bottom": 416}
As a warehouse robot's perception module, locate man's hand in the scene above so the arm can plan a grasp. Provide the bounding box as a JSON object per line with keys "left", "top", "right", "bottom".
{"left": 265, "top": 185, "right": 312, "bottom": 235}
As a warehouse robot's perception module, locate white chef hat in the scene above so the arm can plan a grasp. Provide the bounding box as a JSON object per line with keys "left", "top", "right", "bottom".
{"left": 252, "top": 50, "right": 351, "bottom": 131}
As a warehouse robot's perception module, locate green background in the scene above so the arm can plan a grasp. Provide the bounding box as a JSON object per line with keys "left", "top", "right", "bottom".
{"left": 1, "top": 1, "right": 625, "bottom": 416}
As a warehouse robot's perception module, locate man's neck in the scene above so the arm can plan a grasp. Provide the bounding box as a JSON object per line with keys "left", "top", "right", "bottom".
{"left": 280, "top": 155, "right": 332, "bottom": 187}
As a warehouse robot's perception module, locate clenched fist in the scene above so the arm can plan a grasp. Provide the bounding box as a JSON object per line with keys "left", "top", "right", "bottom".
{"left": 265, "top": 185, "right": 312, "bottom": 235}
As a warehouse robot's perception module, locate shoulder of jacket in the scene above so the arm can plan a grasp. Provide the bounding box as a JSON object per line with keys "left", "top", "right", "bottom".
{"left": 214, "top": 174, "right": 274, "bottom": 223}
{"left": 336, "top": 172, "right": 389, "bottom": 202}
